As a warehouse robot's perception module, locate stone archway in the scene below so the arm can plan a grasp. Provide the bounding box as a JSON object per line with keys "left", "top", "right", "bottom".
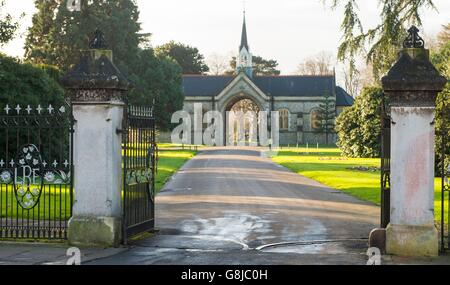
{"left": 223, "top": 95, "right": 262, "bottom": 146}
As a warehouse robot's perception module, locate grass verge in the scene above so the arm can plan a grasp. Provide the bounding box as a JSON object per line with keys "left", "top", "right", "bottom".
{"left": 271, "top": 147, "right": 448, "bottom": 223}
{"left": 155, "top": 149, "right": 197, "bottom": 192}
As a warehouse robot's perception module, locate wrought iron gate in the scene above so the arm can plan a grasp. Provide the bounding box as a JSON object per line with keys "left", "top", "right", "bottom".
{"left": 0, "top": 103, "right": 74, "bottom": 240}
{"left": 380, "top": 93, "right": 391, "bottom": 228}
{"left": 439, "top": 100, "right": 449, "bottom": 252}
{"left": 122, "top": 105, "right": 158, "bottom": 243}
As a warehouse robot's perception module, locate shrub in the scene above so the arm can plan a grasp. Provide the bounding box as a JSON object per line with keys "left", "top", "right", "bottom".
{"left": 0, "top": 54, "right": 66, "bottom": 107}
{"left": 336, "top": 87, "right": 383, "bottom": 158}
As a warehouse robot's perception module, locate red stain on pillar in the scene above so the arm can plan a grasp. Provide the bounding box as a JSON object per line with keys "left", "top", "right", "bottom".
{"left": 404, "top": 131, "right": 432, "bottom": 208}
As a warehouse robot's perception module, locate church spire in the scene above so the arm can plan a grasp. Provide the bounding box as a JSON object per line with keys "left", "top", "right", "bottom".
{"left": 237, "top": 11, "right": 253, "bottom": 78}
{"left": 240, "top": 12, "right": 249, "bottom": 51}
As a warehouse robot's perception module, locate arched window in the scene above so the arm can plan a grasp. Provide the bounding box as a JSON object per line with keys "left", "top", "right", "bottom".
{"left": 310, "top": 109, "right": 322, "bottom": 130}
{"left": 279, "top": 109, "right": 290, "bottom": 130}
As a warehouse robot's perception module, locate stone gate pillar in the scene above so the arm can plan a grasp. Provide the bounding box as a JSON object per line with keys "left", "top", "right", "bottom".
{"left": 382, "top": 26, "right": 446, "bottom": 256}
{"left": 61, "top": 30, "right": 130, "bottom": 247}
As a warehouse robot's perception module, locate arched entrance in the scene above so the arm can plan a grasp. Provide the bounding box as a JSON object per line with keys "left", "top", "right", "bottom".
{"left": 224, "top": 96, "right": 261, "bottom": 146}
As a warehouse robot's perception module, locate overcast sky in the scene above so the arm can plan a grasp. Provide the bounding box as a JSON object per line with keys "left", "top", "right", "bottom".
{"left": 1, "top": 0, "right": 449, "bottom": 80}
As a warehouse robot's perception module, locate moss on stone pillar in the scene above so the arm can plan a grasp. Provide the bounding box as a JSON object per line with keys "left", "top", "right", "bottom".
{"left": 68, "top": 217, "right": 122, "bottom": 248}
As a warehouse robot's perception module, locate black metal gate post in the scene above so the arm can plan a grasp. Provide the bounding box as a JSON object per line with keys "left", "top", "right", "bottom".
{"left": 441, "top": 99, "right": 449, "bottom": 252}
{"left": 122, "top": 105, "right": 158, "bottom": 243}
{"left": 0, "top": 103, "right": 74, "bottom": 240}
{"left": 380, "top": 93, "right": 391, "bottom": 228}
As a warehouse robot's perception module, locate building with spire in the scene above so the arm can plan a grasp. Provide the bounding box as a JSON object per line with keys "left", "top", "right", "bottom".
{"left": 180, "top": 13, "right": 354, "bottom": 145}
{"left": 236, "top": 12, "right": 253, "bottom": 77}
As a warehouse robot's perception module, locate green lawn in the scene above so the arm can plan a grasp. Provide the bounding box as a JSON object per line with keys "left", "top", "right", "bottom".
{"left": 271, "top": 147, "right": 448, "bottom": 223}
{"left": 155, "top": 148, "right": 197, "bottom": 192}
{"left": 0, "top": 147, "right": 197, "bottom": 220}
{"left": 0, "top": 185, "right": 72, "bottom": 221}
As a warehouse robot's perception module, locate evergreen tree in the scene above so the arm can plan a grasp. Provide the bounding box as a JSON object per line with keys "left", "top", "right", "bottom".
{"left": 25, "top": 0, "right": 142, "bottom": 72}
{"left": 0, "top": 0, "right": 21, "bottom": 45}
{"left": 0, "top": 54, "right": 65, "bottom": 107}
{"left": 316, "top": 93, "right": 336, "bottom": 145}
{"left": 227, "top": 55, "right": 281, "bottom": 76}
{"left": 128, "top": 49, "right": 184, "bottom": 131}
{"left": 328, "top": 0, "right": 437, "bottom": 81}
{"left": 155, "top": 41, "right": 209, "bottom": 74}
{"left": 24, "top": 0, "right": 145, "bottom": 100}
{"left": 24, "top": 0, "right": 61, "bottom": 64}
{"left": 335, "top": 87, "right": 383, "bottom": 158}
{"left": 24, "top": 0, "right": 184, "bottom": 130}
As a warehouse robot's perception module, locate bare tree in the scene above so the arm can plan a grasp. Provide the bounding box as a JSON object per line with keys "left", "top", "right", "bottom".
{"left": 342, "top": 62, "right": 360, "bottom": 98}
{"left": 438, "top": 23, "right": 450, "bottom": 47}
{"left": 230, "top": 99, "right": 260, "bottom": 113}
{"left": 206, "top": 52, "right": 232, "bottom": 75}
{"left": 296, "top": 51, "right": 334, "bottom": 75}
{"left": 359, "top": 62, "right": 377, "bottom": 88}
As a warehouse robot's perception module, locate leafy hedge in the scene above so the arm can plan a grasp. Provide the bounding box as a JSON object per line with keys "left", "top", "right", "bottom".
{"left": 0, "top": 54, "right": 65, "bottom": 107}
{"left": 335, "top": 87, "right": 383, "bottom": 158}
{"left": 336, "top": 84, "right": 449, "bottom": 167}
{"left": 0, "top": 54, "right": 68, "bottom": 159}
{"left": 432, "top": 42, "right": 450, "bottom": 174}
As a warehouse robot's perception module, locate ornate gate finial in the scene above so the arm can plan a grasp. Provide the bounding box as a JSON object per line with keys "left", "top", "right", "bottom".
{"left": 89, "top": 29, "right": 108, "bottom": 49}
{"left": 403, "top": 25, "right": 425, "bottom": 48}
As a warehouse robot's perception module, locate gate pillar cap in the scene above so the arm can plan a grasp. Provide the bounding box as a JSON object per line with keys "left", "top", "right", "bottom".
{"left": 382, "top": 26, "right": 447, "bottom": 107}
{"left": 60, "top": 50, "right": 131, "bottom": 91}
{"left": 61, "top": 30, "right": 131, "bottom": 103}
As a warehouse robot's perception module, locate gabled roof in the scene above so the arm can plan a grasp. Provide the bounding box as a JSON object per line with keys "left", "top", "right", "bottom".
{"left": 252, "top": 76, "right": 335, "bottom": 97}
{"left": 182, "top": 75, "right": 336, "bottom": 97}
{"left": 215, "top": 72, "right": 270, "bottom": 101}
{"left": 182, "top": 75, "right": 234, "bottom": 97}
{"left": 335, "top": 86, "right": 354, "bottom": 106}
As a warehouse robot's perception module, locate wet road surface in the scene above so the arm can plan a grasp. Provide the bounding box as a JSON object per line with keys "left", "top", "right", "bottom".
{"left": 89, "top": 147, "right": 379, "bottom": 265}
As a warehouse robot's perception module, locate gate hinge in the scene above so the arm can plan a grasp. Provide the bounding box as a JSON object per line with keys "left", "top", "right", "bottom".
{"left": 116, "top": 128, "right": 128, "bottom": 135}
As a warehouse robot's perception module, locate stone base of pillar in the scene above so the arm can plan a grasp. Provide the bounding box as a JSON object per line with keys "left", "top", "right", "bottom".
{"left": 386, "top": 224, "right": 439, "bottom": 257}
{"left": 68, "top": 217, "right": 122, "bottom": 248}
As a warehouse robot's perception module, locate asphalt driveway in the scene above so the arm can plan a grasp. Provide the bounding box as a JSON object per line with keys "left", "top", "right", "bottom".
{"left": 90, "top": 147, "right": 379, "bottom": 265}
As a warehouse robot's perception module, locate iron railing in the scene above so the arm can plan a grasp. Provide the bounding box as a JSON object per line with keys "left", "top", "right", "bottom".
{"left": 439, "top": 101, "right": 449, "bottom": 252}
{"left": 0, "top": 103, "right": 74, "bottom": 240}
